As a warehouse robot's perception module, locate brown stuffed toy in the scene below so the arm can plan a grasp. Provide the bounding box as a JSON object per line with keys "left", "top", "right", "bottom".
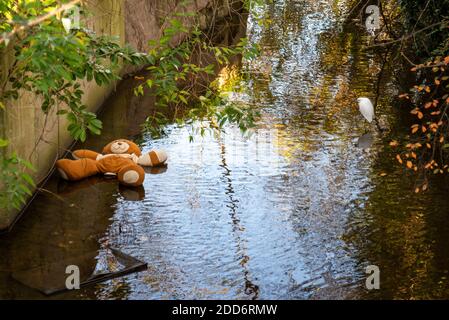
{"left": 56, "top": 139, "right": 167, "bottom": 187}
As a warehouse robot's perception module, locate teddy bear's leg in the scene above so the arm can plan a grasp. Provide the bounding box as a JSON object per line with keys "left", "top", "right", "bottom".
{"left": 72, "top": 149, "right": 101, "bottom": 160}
{"left": 117, "top": 164, "right": 145, "bottom": 187}
{"left": 56, "top": 158, "right": 100, "bottom": 181}
{"left": 137, "top": 150, "right": 168, "bottom": 167}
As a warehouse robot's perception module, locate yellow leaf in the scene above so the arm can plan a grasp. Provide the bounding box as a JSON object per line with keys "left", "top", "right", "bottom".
{"left": 396, "top": 154, "right": 403, "bottom": 164}
{"left": 389, "top": 140, "right": 399, "bottom": 147}
{"left": 406, "top": 161, "right": 413, "bottom": 169}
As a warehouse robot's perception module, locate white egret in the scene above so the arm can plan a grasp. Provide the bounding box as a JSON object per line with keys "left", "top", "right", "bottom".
{"left": 357, "top": 97, "right": 374, "bottom": 123}
{"left": 357, "top": 97, "right": 383, "bottom": 132}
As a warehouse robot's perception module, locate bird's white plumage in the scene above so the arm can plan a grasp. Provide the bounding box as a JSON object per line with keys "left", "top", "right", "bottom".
{"left": 357, "top": 97, "right": 374, "bottom": 123}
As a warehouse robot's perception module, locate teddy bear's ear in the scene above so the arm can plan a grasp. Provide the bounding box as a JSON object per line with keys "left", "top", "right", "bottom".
{"left": 124, "top": 140, "right": 142, "bottom": 156}
{"left": 102, "top": 142, "right": 113, "bottom": 154}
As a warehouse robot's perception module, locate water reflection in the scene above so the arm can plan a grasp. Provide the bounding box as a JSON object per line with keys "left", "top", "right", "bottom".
{"left": 356, "top": 133, "right": 373, "bottom": 150}
{"left": 1, "top": 0, "right": 449, "bottom": 300}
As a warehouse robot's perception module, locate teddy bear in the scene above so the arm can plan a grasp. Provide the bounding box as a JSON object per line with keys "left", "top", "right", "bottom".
{"left": 55, "top": 139, "right": 167, "bottom": 187}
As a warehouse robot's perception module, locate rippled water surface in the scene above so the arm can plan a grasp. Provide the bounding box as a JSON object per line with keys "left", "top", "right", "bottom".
{"left": 2, "top": 0, "right": 449, "bottom": 300}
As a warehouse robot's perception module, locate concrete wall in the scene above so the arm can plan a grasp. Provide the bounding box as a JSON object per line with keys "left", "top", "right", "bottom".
{"left": 0, "top": 0, "right": 243, "bottom": 231}
{"left": 0, "top": 0, "right": 127, "bottom": 230}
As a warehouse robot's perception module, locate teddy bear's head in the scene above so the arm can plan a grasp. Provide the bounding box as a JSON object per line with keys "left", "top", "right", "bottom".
{"left": 102, "top": 139, "right": 141, "bottom": 156}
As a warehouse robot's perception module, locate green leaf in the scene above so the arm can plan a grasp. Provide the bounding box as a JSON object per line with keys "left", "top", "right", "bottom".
{"left": 0, "top": 139, "right": 8, "bottom": 147}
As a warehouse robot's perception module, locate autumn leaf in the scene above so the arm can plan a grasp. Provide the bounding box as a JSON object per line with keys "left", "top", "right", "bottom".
{"left": 396, "top": 154, "right": 403, "bottom": 164}
{"left": 406, "top": 161, "right": 413, "bottom": 169}
{"left": 389, "top": 140, "right": 399, "bottom": 147}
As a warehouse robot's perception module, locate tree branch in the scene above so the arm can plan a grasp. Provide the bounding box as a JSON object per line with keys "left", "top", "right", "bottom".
{"left": 0, "top": 0, "right": 82, "bottom": 45}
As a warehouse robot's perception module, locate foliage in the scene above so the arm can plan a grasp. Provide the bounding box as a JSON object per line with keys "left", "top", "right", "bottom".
{"left": 1, "top": 1, "right": 150, "bottom": 142}
{"left": 0, "top": 140, "right": 35, "bottom": 210}
{"left": 134, "top": 17, "right": 260, "bottom": 139}
{"left": 392, "top": 55, "right": 449, "bottom": 192}
{"left": 399, "top": 0, "right": 449, "bottom": 58}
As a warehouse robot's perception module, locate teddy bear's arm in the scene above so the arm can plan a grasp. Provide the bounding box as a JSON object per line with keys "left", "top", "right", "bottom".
{"left": 137, "top": 150, "right": 168, "bottom": 167}
{"left": 72, "top": 149, "right": 101, "bottom": 160}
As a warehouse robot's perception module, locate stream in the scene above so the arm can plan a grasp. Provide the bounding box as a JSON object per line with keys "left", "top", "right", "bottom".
{"left": 2, "top": 0, "right": 449, "bottom": 300}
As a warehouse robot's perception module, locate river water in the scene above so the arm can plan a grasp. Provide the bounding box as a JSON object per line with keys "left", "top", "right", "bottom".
{"left": 2, "top": 0, "right": 449, "bottom": 300}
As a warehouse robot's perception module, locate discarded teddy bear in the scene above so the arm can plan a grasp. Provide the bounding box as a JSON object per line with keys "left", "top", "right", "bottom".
{"left": 56, "top": 139, "right": 167, "bottom": 187}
